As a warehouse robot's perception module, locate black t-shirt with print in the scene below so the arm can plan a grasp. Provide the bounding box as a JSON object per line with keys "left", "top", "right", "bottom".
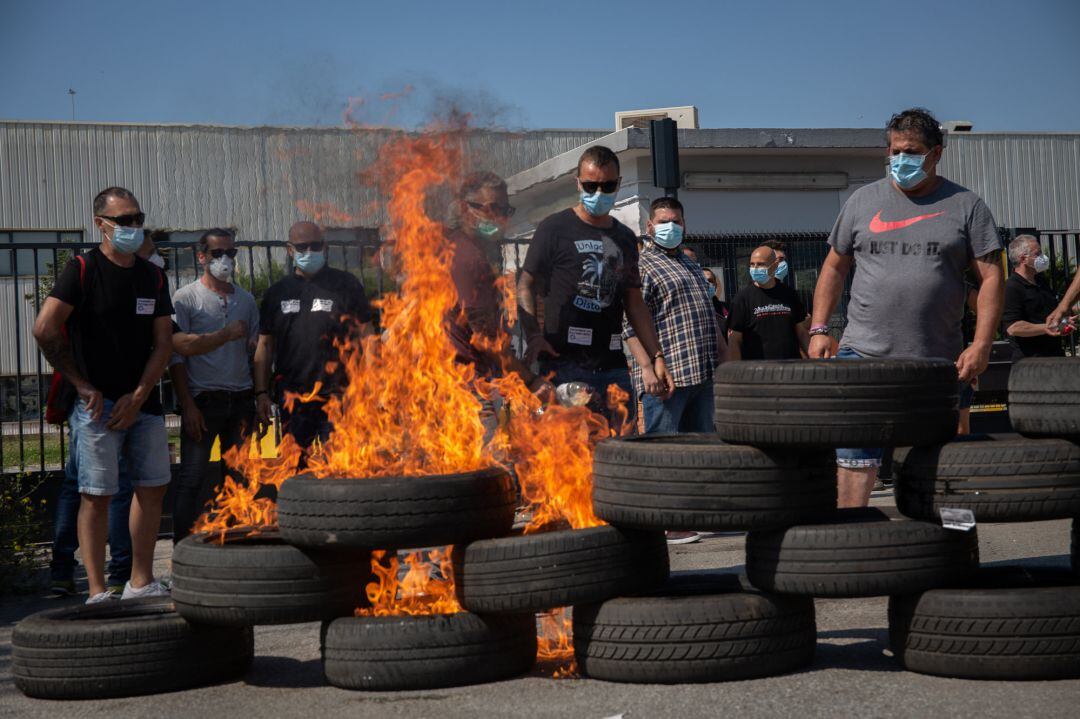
{"left": 728, "top": 282, "right": 806, "bottom": 360}
{"left": 259, "top": 267, "right": 372, "bottom": 396}
{"left": 522, "top": 208, "right": 641, "bottom": 370}
{"left": 50, "top": 248, "right": 173, "bottom": 415}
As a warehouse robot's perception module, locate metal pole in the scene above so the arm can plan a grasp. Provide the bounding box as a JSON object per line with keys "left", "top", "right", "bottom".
{"left": 68, "top": 89, "right": 76, "bottom": 121}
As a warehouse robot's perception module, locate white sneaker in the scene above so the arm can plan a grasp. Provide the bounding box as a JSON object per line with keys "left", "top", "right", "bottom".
{"left": 121, "top": 580, "right": 170, "bottom": 600}
{"left": 85, "top": 590, "right": 119, "bottom": 605}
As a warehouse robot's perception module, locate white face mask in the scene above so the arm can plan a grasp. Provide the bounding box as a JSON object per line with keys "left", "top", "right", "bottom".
{"left": 208, "top": 255, "right": 235, "bottom": 282}
{"left": 147, "top": 252, "right": 165, "bottom": 269}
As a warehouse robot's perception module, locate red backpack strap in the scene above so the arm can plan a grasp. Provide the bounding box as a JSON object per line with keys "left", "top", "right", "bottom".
{"left": 76, "top": 254, "right": 87, "bottom": 288}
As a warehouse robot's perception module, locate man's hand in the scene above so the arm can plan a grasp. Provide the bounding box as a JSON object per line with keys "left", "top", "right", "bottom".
{"left": 106, "top": 392, "right": 143, "bottom": 431}
{"left": 808, "top": 334, "right": 834, "bottom": 359}
{"left": 1045, "top": 321, "right": 1063, "bottom": 337}
{"left": 75, "top": 382, "right": 104, "bottom": 422}
{"left": 955, "top": 341, "right": 992, "bottom": 384}
{"left": 524, "top": 336, "right": 560, "bottom": 365}
{"left": 650, "top": 357, "right": 675, "bottom": 399}
{"left": 641, "top": 366, "right": 662, "bottom": 397}
{"left": 181, "top": 401, "right": 207, "bottom": 442}
{"left": 225, "top": 320, "right": 248, "bottom": 341}
{"left": 256, "top": 394, "right": 274, "bottom": 438}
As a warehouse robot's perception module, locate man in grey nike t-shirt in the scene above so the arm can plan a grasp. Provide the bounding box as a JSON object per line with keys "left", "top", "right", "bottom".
{"left": 809, "top": 107, "right": 1005, "bottom": 508}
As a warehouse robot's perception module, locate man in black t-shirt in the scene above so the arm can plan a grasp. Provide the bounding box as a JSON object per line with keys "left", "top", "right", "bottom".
{"left": 1002, "top": 234, "right": 1067, "bottom": 358}
{"left": 254, "top": 221, "right": 373, "bottom": 451}
{"left": 34, "top": 186, "right": 174, "bottom": 604}
{"left": 517, "top": 146, "right": 670, "bottom": 423}
{"left": 728, "top": 245, "right": 810, "bottom": 360}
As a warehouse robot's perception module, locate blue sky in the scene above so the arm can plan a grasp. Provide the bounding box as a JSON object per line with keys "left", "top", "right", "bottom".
{"left": 2, "top": 0, "right": 1078, "bottom": 131}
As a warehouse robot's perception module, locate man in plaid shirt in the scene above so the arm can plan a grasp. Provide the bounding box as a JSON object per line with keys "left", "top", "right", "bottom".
{"left": 624, "top": 198, "right": 719, "bottom": 434}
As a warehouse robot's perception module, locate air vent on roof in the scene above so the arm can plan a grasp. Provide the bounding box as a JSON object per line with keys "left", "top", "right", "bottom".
{"left": 615, "top": 106, "right": 699, "bottom": 130}
{"left": 942, "top": 120, "right": 974, "bottom": 132}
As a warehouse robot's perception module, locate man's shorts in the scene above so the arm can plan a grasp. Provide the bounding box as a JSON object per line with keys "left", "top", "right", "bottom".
{"left": 69, "top": 398, "right": 171, "bottom": 496}
{"left": 834, "top": 347, "right": 972, "bottom": 470}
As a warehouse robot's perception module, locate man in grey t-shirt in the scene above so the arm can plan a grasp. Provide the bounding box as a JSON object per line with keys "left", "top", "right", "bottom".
{"left": 170, "top": 229, "right": 260, "bottom": 541}
{"left": 809, "top": 107, "right": 1005, "bottom": 508}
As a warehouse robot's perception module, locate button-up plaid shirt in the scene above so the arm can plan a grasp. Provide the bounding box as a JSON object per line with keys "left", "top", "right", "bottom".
{"left": 624, "top": 240, "right": 719, "bottom": 395}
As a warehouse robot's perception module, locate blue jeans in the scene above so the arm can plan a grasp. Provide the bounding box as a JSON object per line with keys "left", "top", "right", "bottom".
{"left": 68, "top": 399, "right": 171, "bottom": 494}
{"left": 49, "top": 432, "right": 133, "bottom": 585}
{"left": 642, "top": 382, "right": 715, "bottom": 434}
{"left": 540, "top": 359, "right": 635, "bottom": 428}
{"left": 834, "top": 347, "right": 971, "bottom": 469}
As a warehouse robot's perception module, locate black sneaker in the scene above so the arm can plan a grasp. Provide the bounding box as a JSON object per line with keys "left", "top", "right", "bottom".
{"left": 50, "top": 578, "right": 76, "bottom": 597}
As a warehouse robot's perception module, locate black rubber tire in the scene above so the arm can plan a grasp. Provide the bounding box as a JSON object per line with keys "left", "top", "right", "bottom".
{"left": 1008, "top": 357, "right": 1080, "bottom": 441}
{"left": 322, "top": 612, "right": 536, "bottom": 690}
{"left": 573, "top": 570, "right": 816, "bottom": 684}
{"left": 746, "top": 507, "right": 979, "bottom": 597}
{"left": 889, "top": 566, "right": 1080, "bottom": 680}
{"left": 171, "top": 528, "right": 370, "bottom": 626}
{"left": 12, "top": 598, "right": 253, "bottom": 699}
{"left": 278, "top": 468, "right": 516, "bottom": 549}
{"left": 896, "top": 437, "right": 1080, "bottom": 522}
{"left": 592, "top": 434, "right": 837, "bottom": 531}
{"left": 1072, "top": 520, "right": 1079, "bottom": 577}
{"left": 713, "top": 359, "right": 958, "bottom": 448}
{"left": 452, "top": 525, "right": 668, "bottom": 614}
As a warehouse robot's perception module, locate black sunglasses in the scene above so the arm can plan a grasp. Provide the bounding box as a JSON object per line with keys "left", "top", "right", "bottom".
{"left": 290, "top": 240, "right": 325, "bottom": 252}
{"left": 466, "top": 201, "right": 516, "bottom": 218}
{"left": 97, "top": 212, "right": 146, "bottom": 227}
{"left": 579, "top": 180, "right": 619, "bottom": 194}
{"left": 206, "top": 248, "right": 238, "bottom": 259}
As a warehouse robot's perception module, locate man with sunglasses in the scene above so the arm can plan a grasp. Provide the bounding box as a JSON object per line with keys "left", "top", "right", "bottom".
{"left": 518, "top": 146, "right": 671, "bottom": 425}
{"left": 255, "top": 221, "right": 373, "bottom": 453}
{"left": 169, "top": 229, "right": 260, "bottom": 541}
{"left": 34, "top": 186, "right": 174, "bottom": 604}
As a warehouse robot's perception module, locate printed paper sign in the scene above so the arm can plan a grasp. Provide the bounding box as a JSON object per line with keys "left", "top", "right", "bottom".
{"left": 609, "top": 333, "right": 623, "bottom": 350}
{"left": 311, "top": 298, "right": 334, "bottom": 313}
{"left": 567, "top": 326, "right": 593, "bottom": 346}
{"left": 939, "top": 507, "right": 976, "bottom": 532}
{"left": 281, "top": 299, "right": 301, "bottom": 314}
{"left": 135, "top": 298, "right": 155, "bottom": 315}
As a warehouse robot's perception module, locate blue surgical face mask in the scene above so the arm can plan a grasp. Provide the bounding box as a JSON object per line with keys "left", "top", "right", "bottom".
{"left": 294, "top": 249, "right": 326, "bottom": 274}
{"left": 707, "top": 283, "right": 717, "bottom": 298}
{"left": 749, "top": 266, "right": 771, "bottom": 284}
{"left": 581, "top": 190, "right": 617, "bottom": 217}
{"left": 652, "top": 221, "right": 684, "bottom": 249}
{"left": 889, "top": 152, "right": 928, "bottom": 190}
{"left": 108, "top": 223, "right": 144, "bottom": 255}
{"left": 775, "top": 260, "right": 789, "bottom": 281}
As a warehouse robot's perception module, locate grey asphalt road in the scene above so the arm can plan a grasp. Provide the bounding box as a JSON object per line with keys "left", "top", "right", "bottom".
{"left": 2, "top": 491, "right": 1078, "bottom": 719}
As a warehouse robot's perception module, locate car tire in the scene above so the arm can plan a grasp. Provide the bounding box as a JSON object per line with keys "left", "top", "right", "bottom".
{"left": 1008, "top": 357, "right": 1080, "bottom": 441}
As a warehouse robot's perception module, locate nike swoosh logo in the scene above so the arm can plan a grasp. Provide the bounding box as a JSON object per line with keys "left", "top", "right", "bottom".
{"left": 869, "top": 210, "right": 944, "bottom": 233}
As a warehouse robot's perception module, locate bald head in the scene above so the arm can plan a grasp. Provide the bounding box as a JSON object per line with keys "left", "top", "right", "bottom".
{"left": 289, "top": 221, "right": 323, "bottom": 244}
{"left": 750, "top": 246, "right": 777, "bottom": 266}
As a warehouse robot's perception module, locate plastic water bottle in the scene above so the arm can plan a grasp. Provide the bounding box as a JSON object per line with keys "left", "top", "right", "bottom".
{"left": 555, "top": 382, "right": 593, "bottom": 408}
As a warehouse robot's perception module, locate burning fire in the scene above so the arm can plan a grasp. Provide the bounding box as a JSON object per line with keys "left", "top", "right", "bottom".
{"left": 194, "top": 118, "right": 630, "bottom": 673}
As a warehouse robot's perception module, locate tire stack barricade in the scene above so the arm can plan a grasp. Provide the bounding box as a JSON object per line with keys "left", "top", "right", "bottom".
{"left": 889, "top": 356, "right": 1080, "bottom": 680}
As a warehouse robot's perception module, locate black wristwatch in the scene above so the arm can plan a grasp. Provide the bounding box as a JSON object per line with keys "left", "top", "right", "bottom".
{"left": 652, "top": 351, "right": 665, "bottom": 363}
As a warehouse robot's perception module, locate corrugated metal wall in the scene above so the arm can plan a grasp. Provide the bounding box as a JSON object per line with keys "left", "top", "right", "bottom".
{"left": 0, "top": 121, "right": 606, "bottom": 238}
{"left": 939, "top": 133, "right": 1080, "bottom": 229}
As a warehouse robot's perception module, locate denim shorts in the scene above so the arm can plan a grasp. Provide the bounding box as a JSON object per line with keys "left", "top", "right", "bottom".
{"left": 69, "top": 398, "right": 171, "bottom": 496}
{"left": 834, "top": 347, "right": 971, "bottom": 469}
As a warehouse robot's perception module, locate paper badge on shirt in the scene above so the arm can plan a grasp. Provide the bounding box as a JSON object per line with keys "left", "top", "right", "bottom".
{"left": 609, "top": 333, "right": 622, "bottom": 351}
{"left": 311, "top": 298, "right": 334, "bottom": 313}
{"left": 567, "top": 327, "right": 593, "bottom": 346}
{"left": 135, "top": 298, "right": 156, "bottom": 315}
{"left": 281, "top": 299, "right": 301, "bottom": 314}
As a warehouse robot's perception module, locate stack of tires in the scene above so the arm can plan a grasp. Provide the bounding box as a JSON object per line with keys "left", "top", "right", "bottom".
{"left": 890, "top": 356, "right": 1080, "bottom": 680}
{"left": 575, "top": 359, "right": 977, "bottom": 683}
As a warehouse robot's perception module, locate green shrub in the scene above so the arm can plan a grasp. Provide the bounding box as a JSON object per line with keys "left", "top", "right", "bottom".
{"left": 0, "top": 474, "right": 49, "bottom": 595}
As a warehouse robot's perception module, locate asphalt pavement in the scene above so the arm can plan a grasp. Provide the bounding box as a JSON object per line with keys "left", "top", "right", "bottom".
{"left": 2, "top": 490, "right": 1078, "bottom": 719}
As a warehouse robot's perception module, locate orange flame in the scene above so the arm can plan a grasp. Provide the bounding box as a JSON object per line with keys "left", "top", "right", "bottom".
{"left": 537, "top": 608, "right": 577, "bottom": 677}
{"left": 357, "top": 547, "right": 462, "bottom": 617}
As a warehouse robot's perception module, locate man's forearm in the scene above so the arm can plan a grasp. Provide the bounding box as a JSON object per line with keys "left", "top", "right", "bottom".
{"left": 515, "top": 272, "right": 543, "bottom": 340}
{"left": 811, "top": 270, "right": 844, "bottom": 326}
{"left": 1007, "top": 321, "right": 1050, "bottom": 338}
{"left": 973, "top": 269, "right": 1005, "bottom": 347}
{"left": 38, "top": 331, "right": 89, "bottom": 389}
{"left": 173, "top": 329, "right": 230, "bottom": 357}
{"left": 169, "top": 363, "right": 196, "bottom": 409}
{"left": 254, "top": 345, "right": 272, "bottom": 393}
{"left": 625, "top": 335, "right": 651, "bottom": 370}
{"left": 132, "top": 345, "right": 171, "bottom": 407}
{"left": 727, "top": 333, "right": 742, "bottom": 361}
{"left": 624, "top": 294, "right": 661, "bottom": 358}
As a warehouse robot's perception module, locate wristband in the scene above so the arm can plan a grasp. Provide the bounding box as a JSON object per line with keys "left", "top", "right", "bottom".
{"left": 808, "top": 325, "right": 830, "bottom": 337}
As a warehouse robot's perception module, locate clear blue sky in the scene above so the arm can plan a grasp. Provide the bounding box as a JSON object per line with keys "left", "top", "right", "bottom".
{"left": 2, "top": 0, "right": 1078, "bottom": 131}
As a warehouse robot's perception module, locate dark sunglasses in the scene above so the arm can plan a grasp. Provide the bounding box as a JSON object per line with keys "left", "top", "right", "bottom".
{"left": 97, "top": 212, "right": 146, "bottom": 227}
{"left": 290, "top": 240, "right": 325, "bottom": 252}
{"left": 207, "top": 248, "right": 238, "bottom": 259}
{"left": 579, "top": 180, "right": 619, "bottom": 194}
{"left": 466, "top": 201, "right": 516, "bottom": 218}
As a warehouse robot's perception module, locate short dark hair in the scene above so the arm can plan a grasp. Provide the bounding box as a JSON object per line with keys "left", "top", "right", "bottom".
{"left": 460, "top": 171, "right": 507, "bottom": 199}
{"left": 886, "top": 108, "right": 943, "bottom": 149}
{"left": 649, "top": 196, "right": 684, "bottom": 218}
{"left": 93, "top": 186, "right": 138, "bottom": 215}
{"left": 762, "top": 239, "right": 787, "bottom": 253}
{"left": 577, "top": 145, "right": 620, "bottom": 175}
{"left": 197, "top": 228, "right": 234, "bottom": 254}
